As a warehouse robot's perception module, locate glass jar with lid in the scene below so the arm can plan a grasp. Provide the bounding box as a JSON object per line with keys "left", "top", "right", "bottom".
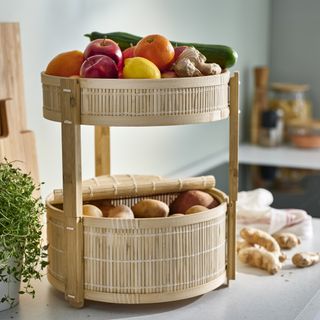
{"left": 269, "top": 83, "right": 312, "bottom": 140}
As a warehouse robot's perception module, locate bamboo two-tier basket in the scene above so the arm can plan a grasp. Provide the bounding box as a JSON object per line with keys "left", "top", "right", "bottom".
{"left": 41, "top": 70, "right": 239, "bottom": 308}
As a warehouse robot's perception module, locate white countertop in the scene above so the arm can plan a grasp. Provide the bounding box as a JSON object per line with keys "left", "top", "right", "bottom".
{"left": 239, "top": 143, "right": 320, "bottom": 170}
{"left": 1, "top": 219, "right": 320, "bottom": 320}
{"left": 168, "top": 143, "right": 320, "bottom": 179}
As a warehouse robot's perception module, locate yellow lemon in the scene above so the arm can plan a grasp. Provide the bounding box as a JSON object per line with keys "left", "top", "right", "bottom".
{"left": 123, "top": 57, "right": 161, "bottom": 79}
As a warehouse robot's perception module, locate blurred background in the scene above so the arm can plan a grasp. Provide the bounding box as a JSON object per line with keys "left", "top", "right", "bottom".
{"left": 0, "top": 0, "right": 319, "bottom": 216}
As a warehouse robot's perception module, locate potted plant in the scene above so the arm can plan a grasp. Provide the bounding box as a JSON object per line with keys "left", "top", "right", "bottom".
{"left": 0, "top": 159, "right": 48, "bottom": 311}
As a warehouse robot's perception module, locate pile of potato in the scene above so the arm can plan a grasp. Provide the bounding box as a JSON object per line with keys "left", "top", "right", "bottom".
{"left": 82, "top": 190, "right": 220, "bottom": 219}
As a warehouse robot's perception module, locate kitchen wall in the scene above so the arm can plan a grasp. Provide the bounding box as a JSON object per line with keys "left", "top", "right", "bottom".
{"left": 0, "top": 0, "right": 271, "bottom": 197}
{"left": 270, "top": 0, "right": 320, "bottom": 118}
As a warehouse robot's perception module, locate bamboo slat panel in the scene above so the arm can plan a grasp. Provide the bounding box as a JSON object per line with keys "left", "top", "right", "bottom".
{"left": 46, "top": 204, "right": 65, "bottom": 286}
{"left": 42, "top": 74, "right": 61, "bottom": 121}
{"left": 41, "top": 71, "right": 230, "bottom": 126}
{"left": 53, "top": 174, "right": 216, "bottom": 204}
{"left": 46, "top": 186, "right": 228, "bottom": 304}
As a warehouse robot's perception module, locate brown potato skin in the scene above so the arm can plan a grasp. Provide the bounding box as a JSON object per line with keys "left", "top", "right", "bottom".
{"left": 132, "top": 199, "right": 169, "bottom": 218}
{"left": 82, "top": 204, "right": 103, "bottom": 217}
{"left": 185, "top": 205, "right": 208, "bottom": 215}
{"left": 170, "top": 190, "right": 218, "bottom": 214}
{"left": 89, "top": 200, "right": 115, "bottom": 217}
{"left": 169, "top": 213, "right": 185, "bottom": 217}
{"left": 100, "top": 204, "right": 116, "bottom": 217}
{"left": 108, "top": 205, "right": 134, "bottom": 219}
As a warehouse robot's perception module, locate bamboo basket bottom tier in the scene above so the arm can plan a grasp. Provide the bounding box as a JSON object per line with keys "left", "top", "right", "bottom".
{"left": 46, "top": 188, "right": 228, "bottom": 304}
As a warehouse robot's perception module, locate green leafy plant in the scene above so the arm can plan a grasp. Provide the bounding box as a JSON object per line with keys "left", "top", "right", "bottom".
{"left": 0, "top": 159, "right": 48, "bottom": 305}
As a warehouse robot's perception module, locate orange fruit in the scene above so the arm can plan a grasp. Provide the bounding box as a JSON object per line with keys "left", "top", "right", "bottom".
{"left": 134, "top": 34, "right": 174, "bottom": 71}
{"left": 45, "top": 50, "right": 84, "bottom": 77}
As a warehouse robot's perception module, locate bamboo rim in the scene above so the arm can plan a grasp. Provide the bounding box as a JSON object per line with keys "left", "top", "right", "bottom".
{"left": 46, "top": 187, "right": 228, "bottom": 228}
{"left": 47, "top": 270, "right": 227, "bottom": 304}
{"left": 41, "top": 71, "right": 230, "bottom": 89}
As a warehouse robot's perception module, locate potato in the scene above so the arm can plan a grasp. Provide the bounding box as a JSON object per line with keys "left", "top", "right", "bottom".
{"left": 89, "top": 200, "right": 115, "bottom": 217}
{"left": 82, "top": 204, "right": 103, "bottom": 217}
{"left": 132, "top": 199, "right": 169, "bottom": 218}
{"left": 185, "top": 205, "right": 208, "bottom": 215}
{"left": 170, "top": 190, "right": 219, "bottom": 214}
{"left": 107, "top": 205, "right": 134, "bottom": 219}
{"left": 169, "top": 213, "right": 185, "bottom": 217}
{"left": 100, "top": 204, "right": 116, "bottom": 217}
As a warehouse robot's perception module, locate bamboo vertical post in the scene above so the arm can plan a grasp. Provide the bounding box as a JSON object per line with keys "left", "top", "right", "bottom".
{"left": 60, "top": 77, "right": 84, "bottom": 308}
{"left": 228, "top": 72, "right": 239, "bottom": 281}
{"left": 94, "top": 126, "right": 111, "bottom": 176}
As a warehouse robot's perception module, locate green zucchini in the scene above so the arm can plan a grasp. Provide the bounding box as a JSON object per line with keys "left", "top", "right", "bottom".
{"left": 84, "top": 31, "right": 238, "bottom": 69}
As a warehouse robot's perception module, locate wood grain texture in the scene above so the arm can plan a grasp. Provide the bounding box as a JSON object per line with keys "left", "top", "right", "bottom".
{"left": 228, "top": 72, "right": 239, "bottom": 280}
{"left": 94, "top": 126, "right": 110, "bottom": 176}
{"left": 60, "top": 77, "right": 84, "bottom": 308}
{"left": 0, "top": 23, "right": 39, "bottom": 184}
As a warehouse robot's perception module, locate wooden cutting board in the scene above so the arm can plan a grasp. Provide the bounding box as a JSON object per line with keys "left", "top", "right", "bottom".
{"left": 0, "top": 23, "right": 39, "bottom": 184}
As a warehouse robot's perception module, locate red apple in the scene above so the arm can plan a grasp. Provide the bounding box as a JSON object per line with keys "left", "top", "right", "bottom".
{"left": 166, "top": 46, "right": 188, "bottom": 70}
{"left": 84, "top": 39, "right": 123, "bottom": 69}
{"left": 123, "top": 46, "right": 136, "bottom": 60}
{"left": 80, "top": 55, "right": 118, "bottom": 78}
{"left": 173, "top": 46, "right": 188, "bottom": 63}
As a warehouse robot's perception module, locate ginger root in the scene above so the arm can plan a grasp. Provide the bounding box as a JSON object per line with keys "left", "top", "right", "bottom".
{"left": 173, "top": 47, "right": 221, "bottom": 77}
{"left": 240, "top": 227, "right": 281, "bottom": 253}
{"left": 292, "top": 252, "right": 320, "bottom": 268}
{"left": 238, "top": 227, "right": 286, "bottom": 274}
{"left": 236, "top": 239, "right": 253, "bottom": 253}
{"left": 238, "top": 247, "right": 282, "bottom": 275}
{"left": 272, "top": 232, "right": 301, "bottom": 249}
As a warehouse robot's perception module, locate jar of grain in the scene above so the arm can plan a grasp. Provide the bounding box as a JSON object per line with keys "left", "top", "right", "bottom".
{"left": 269, "top": 83, "right": 312, "bottom": 140}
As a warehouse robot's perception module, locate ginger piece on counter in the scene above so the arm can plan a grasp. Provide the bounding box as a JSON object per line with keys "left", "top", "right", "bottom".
{"left": 173, "top": 47, "right": 221, "bottom": 77}
{"left": 292, "top": 252, "right": 320, "bottom": 268}
{"left": 240, "top": 227, "right": 281, "bottom": 253}
{"left": 238, "top": 247, "right": 282, "bottom": 275}
{"left": 236, "top": 239, "right": 253, "bottom": 253}
{"left": 238, "top": 227, "right": 287, "bottom": 274}
{"left": 273, "top": 232, "right": 301, "bottom": 249}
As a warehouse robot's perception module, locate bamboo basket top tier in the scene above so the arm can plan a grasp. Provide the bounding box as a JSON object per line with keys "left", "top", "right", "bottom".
{"left": 41, "top": 71, "right": 230, "bottom": 127}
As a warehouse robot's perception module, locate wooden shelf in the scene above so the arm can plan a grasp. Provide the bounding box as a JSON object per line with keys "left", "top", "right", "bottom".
{"left": 239, "top": 143, "right": 320, "bottom": 170}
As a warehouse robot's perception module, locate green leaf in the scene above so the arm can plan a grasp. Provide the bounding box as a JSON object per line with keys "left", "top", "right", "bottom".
{"left": 0, "top": 159, "right": 47, "bottom": 301}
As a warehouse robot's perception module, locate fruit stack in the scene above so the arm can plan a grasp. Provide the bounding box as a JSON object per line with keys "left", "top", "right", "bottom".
{"left": 45, "top": 32, "right": 237, "bottom": 79}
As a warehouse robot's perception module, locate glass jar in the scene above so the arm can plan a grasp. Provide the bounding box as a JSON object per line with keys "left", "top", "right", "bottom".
{"left": 287, "top": 119, "right": 320, "bottom": 148}
{"left": 269, "top": 83, "right": 312, "bottom": 140}
{"left": 259, "top": 109, "right": 284, "bottom": 147}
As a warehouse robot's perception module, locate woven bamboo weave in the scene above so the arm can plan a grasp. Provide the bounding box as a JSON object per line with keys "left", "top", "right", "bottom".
{"left": 41, "top": 71, "right": 230, "bottom": 126}
{"left": 53, "top": 174, "right": 216, "bottom": 203}
{"left": 46, "top": 175, "right": 228, "bottom": 304}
